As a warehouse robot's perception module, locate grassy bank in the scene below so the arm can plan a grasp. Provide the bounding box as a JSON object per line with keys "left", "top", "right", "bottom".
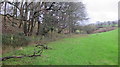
{"left": 2, "top": 29, "right": 118, "bottom": 65}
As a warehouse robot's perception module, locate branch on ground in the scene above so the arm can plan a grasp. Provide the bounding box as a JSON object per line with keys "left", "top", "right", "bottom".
{"left": 0, "top": 54, "right": 41, "bottom": 61}
{"left": 0, "top": 44, "right": 52, "bottom": 61}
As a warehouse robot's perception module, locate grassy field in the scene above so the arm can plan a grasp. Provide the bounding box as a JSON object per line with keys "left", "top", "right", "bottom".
{"left": 2, "top": 29, "right": 118, "bottom": 65}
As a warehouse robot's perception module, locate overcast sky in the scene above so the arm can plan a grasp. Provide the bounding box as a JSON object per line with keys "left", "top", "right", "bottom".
{"left": 1, "top": 0, "right": 119, "bottom": 24}
{"left": 82, "top": 0, "right": 119, "bottom": 23}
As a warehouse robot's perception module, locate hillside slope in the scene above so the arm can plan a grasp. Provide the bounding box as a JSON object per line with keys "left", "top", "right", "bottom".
{"left": 0, "top": 15, "right": 23, "bottom": 34}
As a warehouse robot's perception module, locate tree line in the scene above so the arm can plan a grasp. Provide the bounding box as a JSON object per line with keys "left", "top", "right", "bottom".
{"left": 0, "top": 0, "right": 87, "bottom": 36}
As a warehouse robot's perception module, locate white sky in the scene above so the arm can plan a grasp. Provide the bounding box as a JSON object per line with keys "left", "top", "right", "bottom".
{"left": 82, "top": 0, "right": 119, "bottom": 23}
{"left": 1, "top": 0, "right": 119, "bottom": 24}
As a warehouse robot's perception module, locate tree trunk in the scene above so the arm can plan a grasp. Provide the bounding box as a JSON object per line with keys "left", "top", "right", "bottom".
{"left": 23, "top": 2, "right": 28, "bottom": 36}
{"left": 4, "top": 2, "right": 7, "bottom": 22}
{"left": 36, "top": 21, "right": 41, "bottom": 35}
{"left": 19, "top": 1, "right": 23, "bottom": 28}
{"left": 29, "top": 19, "right": 34, "bottom": 35}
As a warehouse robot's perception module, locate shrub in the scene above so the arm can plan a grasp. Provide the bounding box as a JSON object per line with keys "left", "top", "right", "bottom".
{"left": 75, "top": 30, "right": 80, "bottom": 34}
{"left": 2, "top": 34, "right": 30, "bottom": 47}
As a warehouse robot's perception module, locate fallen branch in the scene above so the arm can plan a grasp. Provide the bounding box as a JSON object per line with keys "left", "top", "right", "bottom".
{"left": 0, "top": 44, "right": 45, "bottom": 61}
{"left": 0, "top": 54, "right": 41, "bottom": 61}
{"left": 36, "top": 44, "right": 52, "bottom": 50}
{"left": 0, "top": 44, "right": 52, "bottom": 61}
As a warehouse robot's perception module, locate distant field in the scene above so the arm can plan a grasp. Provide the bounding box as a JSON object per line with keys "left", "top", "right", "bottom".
{"left": 2, "top": 29, "right": 118, "bottom": 65}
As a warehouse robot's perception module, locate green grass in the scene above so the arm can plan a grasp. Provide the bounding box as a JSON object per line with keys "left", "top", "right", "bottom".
{"left": 2, "top": 29, "right": 118, "bottom": 65}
